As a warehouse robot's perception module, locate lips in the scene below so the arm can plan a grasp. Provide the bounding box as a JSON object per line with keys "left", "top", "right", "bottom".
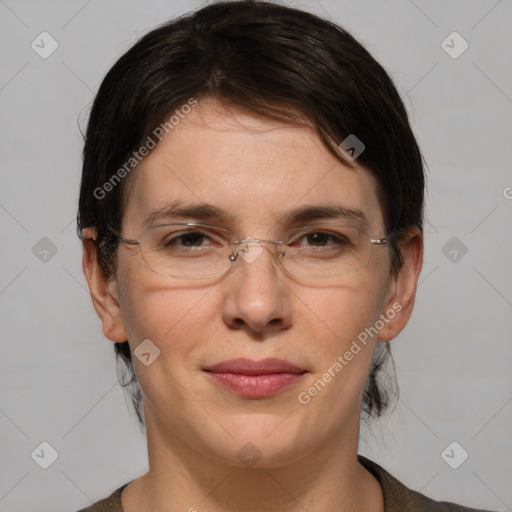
{"left": 203, "top": 358, "right": 307, "bottom": 398}
{"left": 204, "top": 357, "right": 306, "bottom": 375}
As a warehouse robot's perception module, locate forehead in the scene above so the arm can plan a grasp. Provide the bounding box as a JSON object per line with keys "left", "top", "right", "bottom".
{"left": 122, "top": 99, "right": 385, "bottom": 233}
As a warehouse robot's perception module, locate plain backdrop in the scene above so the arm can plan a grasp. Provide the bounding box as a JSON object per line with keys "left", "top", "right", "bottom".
{"left": 0, "top": 0, "right": 511, "bottom": 511}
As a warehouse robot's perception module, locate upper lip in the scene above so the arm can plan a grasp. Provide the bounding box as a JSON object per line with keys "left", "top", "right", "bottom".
{"left": 204, "top": 358, "right": 306, "bottom": 375}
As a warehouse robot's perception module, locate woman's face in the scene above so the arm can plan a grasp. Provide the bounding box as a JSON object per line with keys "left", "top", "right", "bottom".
{"left": 93, "top": 98, "right": 417, "bottom": 468}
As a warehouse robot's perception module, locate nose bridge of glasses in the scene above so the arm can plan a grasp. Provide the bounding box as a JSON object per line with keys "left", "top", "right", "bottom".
{"left": 231, "top": 238, "right": 283, "bottom": 265}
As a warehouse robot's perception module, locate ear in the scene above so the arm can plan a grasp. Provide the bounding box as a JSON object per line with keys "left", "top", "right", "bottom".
{"left": 377, "top": 226, "right": 423, "bottom": 342}
{"left": 81, "top": 227, "right": 127, "bottom": 343}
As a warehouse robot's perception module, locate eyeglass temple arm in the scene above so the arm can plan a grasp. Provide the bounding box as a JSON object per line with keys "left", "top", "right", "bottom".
{"left": 370, "top": 238, "right": 388, "bottom": 245}
{"left": 104, "top": 224, "right": 140, "bottom": 246}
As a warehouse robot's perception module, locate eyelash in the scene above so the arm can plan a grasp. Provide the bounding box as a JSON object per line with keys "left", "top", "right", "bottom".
{"left": 163, "top": 230, "right": 351, "bottom": 248}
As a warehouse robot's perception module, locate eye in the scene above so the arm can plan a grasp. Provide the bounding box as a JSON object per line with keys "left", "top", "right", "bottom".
{"left": 290, "top": 230, "right": 351, "bottom": 249}
{"left": 161, "top": 229, "right": 225, "bottom": 249}
{"left": 305, "top": 232, "right": 344, "bottom": 247}
{"left": 164, "top": 231, "right": 210, "bottom": 248}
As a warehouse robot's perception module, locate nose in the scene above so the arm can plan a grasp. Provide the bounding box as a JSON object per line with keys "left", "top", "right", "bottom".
{"left": 222, "top": 241, "right": 292, "bottom": 335}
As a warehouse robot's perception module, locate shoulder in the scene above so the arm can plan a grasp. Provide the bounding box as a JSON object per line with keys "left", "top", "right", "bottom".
{"left": 74, "top": 482, "right": 128, "bottom": 512}
{"left": 358, "top": 455, "right": 496, "bottom": 512}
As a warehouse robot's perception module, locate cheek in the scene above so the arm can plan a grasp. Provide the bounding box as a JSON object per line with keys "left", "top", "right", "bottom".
{"left": 116, "top": 279, "right": 222, "bottom": 416}
{"left": 300, "top": 273, "right": 387, "bottom": 347}
{"left": 116, "top": 262, "right": 217, "bottom": 359}
{"left": 295, "top": 274, "right": 389, "bottom": 391}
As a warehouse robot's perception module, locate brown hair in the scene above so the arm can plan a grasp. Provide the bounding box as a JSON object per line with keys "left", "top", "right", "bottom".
{"left": 78, "top": 0, "right": 425, "bottom": 428}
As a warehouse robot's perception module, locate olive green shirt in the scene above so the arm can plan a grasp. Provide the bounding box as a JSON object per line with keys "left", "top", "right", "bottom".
{"left": 76, "top": 455, "right": 496, "bottom": 511}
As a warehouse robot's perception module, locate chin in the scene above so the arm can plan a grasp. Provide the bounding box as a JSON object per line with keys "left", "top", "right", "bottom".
{"left": 205, "top": 415, "right": 313, "bottom": 469}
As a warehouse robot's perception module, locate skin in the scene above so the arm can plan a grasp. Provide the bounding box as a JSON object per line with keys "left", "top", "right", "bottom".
{"left": 82, "top": 98, "right": 423, "bottom": 512}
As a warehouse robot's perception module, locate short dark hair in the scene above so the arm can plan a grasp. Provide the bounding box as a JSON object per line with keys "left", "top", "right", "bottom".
{"left": 77, "top": 0, "right": 425, "bottom": 428}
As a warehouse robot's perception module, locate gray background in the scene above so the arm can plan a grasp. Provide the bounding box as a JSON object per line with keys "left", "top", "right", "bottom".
{"left": 0, "top": 0, "right": 511, "bottom": 510}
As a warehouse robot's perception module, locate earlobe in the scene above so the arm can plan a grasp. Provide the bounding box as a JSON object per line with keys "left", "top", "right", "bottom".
{"left": 82, "top": 227, "right": 127, "bottom": 343}
{"left": 378, "top": 226, "right": 423, "bottom": 342}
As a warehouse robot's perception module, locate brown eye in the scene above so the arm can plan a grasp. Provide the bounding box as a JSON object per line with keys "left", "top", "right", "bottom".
{"left": 305, "top": 232, "right": 333, "bottom": 246}
{"left": 290, "top": 231, "right": 351, "bottom": 248}
{"left": 164, "top": 231, "right": 208, "bottom": 247}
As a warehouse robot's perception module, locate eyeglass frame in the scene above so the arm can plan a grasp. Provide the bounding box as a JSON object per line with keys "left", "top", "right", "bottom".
{"left": 102, "top": 221, "right": 391, "bottom": 280}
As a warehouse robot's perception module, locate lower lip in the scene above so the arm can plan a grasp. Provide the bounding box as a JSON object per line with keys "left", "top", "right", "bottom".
{"left": 206, "top": 372, "right": 306, "bottom": 397}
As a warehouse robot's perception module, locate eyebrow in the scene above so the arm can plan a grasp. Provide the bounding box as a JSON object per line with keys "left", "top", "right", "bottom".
{"left": 279, "top": 204, "right": 368, "bottom": 230}
{"left": 143, "top": 200, "right": 369, "bottom": 230}
{"left": 143, "top": 200, "right": 227, "bottom": 226}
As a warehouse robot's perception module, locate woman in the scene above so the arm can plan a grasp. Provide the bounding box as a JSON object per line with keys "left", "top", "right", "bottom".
{"left": 76, "top": 1, "right": 495, "bottom": 510}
